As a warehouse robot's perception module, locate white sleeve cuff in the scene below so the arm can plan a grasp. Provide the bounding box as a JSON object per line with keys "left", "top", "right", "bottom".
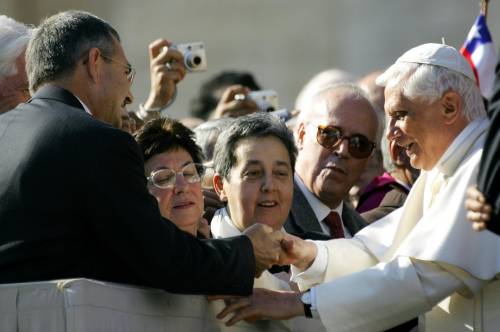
{"left": 291, "top": 240, "right": 328, "bottom": 290}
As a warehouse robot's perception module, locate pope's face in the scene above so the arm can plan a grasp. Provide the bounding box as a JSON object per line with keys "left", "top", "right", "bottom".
{"left": 384, "top": 85, "right": 449, "bottom": 171}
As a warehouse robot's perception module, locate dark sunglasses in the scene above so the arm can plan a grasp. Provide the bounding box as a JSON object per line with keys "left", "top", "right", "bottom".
{"left": 316, "top": 125, "right": 375, "bottom": 159}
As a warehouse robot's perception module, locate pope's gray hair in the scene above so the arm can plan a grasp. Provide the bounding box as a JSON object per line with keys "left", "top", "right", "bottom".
{"left": 376, "top": 62, "right": 485, "bottom": 121}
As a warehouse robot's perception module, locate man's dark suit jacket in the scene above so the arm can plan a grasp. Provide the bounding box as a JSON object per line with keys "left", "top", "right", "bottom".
{"left": 478, "top": 52, "right": 500, "bottom": 235}
{"left": 0, "top": 86, "right": 254, "bottom": 295}
{"left": 284, "top": 180, "right": 367, "bottom": 240}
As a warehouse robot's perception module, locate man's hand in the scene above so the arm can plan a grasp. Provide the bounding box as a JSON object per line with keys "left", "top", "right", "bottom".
{"left": 211, "top": 85, "right": 260, "bottom": 119}
{"left": 213, "top": 288, "right": 304, "bottom": 326}
{"left": 143, "top": 39, "right": 186, "bottom": 111}
{"left": 279, "top": 233, "right": 318, "bottom": 271}
{"left": 465, "top": 186, "right": 492, "bottom": 231}
{"left": 242, "top": 224, "right": 285, "bottom": 277}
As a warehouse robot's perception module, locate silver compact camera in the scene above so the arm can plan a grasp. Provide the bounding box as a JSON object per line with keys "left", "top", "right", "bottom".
{"left": 172, "top": 42, "right": 207, "bottom": 72}
{"left": 249, "top": 90, "right": 279, "bottom": 112}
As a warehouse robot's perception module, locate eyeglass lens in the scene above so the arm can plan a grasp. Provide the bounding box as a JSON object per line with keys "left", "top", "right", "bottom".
{"left": 149, "top": 163, "right": 204, "bottom": 189}
{"left": 316, "top": 125, "right": 374, "bottom": 159}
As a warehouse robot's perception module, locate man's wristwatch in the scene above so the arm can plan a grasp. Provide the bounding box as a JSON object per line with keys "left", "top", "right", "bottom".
{"left": 300, "top": 290, "right": 319, "bottom": 319}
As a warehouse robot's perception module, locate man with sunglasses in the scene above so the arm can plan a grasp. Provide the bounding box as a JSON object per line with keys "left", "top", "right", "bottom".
{"left": 217, "top": 44, "right": 500, "bottom": 331}
{"left": 284, "top": 83, "right": 378, "bottom": 240}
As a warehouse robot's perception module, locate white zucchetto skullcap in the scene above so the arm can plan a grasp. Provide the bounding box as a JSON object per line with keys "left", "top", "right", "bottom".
{"left": 396, "top": 43, "right": 476, "bottom": 82}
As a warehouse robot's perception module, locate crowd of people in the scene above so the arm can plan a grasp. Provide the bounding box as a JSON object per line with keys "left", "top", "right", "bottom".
{"left": 0, "top": 9, "right": 499, "bottom": 332}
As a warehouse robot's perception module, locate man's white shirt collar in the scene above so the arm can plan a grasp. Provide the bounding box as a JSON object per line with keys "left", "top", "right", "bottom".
{"left": 294, "top": 173, "right": 350, "bottom": 237}
{"left": 74, "top": 96, "right": 92, "bottom": 116}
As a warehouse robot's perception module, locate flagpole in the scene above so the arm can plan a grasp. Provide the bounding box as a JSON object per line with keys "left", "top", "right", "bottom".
{"left": 481, "top": 0, "right": 490, "bottom": 20}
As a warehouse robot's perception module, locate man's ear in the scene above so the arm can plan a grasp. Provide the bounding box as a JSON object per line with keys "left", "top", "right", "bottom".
{"left": 84, "top": 47, "right": 102, "bottom": 84}
{"left": 213, "top": 174, "right": 228, "bottom": 202}
{"left": 440, "top": 91, "right": 462, "bottom": 124}
{"left": 295, "top": 122, "right": 306, "bottom": 150}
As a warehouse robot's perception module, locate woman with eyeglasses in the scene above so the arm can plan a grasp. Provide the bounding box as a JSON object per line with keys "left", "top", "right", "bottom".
{"left": 134, "top": 117, "right": 208, "bottom": 238}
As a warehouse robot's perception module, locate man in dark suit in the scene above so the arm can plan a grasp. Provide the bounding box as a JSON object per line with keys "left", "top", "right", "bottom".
{"left": 284, "top": 83, "right": 379, "bottom": 239}
{"left": 0, "top": 10, "right": 286, "bottom": 296}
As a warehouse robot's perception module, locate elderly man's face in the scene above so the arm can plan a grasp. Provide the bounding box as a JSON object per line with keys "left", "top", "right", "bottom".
{"left": 384, "top": 86, "right": 450, "bottom": 171}
{"left": 295, "top": 89, "right": 378, "bottom": 208}
{"left": 0, "top": 51, "right": 30, "bottom": 113}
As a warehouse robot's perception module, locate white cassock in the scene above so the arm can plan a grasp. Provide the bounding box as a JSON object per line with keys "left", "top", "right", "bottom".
{"left": 211, "top": 208, "right": 325, "bottom": 332}
{"left": 292, "top": 117, "right": 500, "bottom": 331}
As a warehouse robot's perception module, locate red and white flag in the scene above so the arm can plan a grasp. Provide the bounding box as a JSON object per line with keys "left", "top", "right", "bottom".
{"left": 460, "top": 13, "right": 497, "bottom": 98}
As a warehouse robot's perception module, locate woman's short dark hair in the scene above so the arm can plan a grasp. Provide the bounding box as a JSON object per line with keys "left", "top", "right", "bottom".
{"left": 134, "top": 117, "right": 204, "bottom": 164}
{"left": 213, "top": 112, "right": 297, "bottom": 180}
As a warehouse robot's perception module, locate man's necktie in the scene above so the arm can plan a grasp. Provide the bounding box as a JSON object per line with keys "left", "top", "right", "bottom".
{"left": 322, "top": 211, "right": 345, "bottom": 238}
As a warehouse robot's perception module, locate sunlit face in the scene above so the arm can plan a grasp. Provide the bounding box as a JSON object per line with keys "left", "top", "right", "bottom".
{"left": 0, "top": 51, "right": 30, "bottom": 113}
{"left": 216, "top": 136, "right": 293, "bottom": 231}
{"left": 384, "top": 85, "right": 449, "bottom": 171}
{"left": 95, "top": 38, "right": 133, "bottom": 129}
{"left": 295, "top": 88, "right": 378, "bottom": 208}
{"left": 145, "top": 148, "right": 204, "bottom": 236}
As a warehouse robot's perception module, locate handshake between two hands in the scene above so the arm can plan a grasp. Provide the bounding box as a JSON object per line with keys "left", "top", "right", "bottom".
{"left": 206, "top": 223, "right": 316, "bottom": 327}
{"left": 242, "top": 223, "right": 317, "bottom": 277}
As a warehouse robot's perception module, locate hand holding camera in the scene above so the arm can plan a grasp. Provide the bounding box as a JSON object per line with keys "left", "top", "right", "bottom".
{"left": 212, "top": 85, "right": 260, "bottom": 119}
{"left": 142, "top": 39, "right": 187, "bottom": 113}
{"left": 172, "top": 42, "right": 207, "bottom": 72}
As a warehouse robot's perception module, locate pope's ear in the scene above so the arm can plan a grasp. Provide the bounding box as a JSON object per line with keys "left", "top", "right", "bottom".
{"left": 440, "top": 91, "right": 462, "bottom": 124}
{"left": 213, "top": 174, "right": 228, "bottom": 202}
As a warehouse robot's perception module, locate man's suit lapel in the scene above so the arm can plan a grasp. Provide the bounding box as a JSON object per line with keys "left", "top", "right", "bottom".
{"left": 289, "top": 180, "right": 323, "bottom": 233}
{"left": 342, "top": 203, "right": 367, "bottom": 236}
{"left": 30, "top": 85, "right": 85, "bottom": 110}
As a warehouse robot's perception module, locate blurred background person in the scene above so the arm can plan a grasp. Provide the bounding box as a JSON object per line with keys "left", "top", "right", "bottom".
{"left": 358, "top": 117, "right": 419, "bottom": 223}
{"left": 190, "top": 70, "right": 261, "bottom": 120}
{"left": 0, "top": 15, "right": 35, "bottom": 114}
{"left": 347, "top": 70, "right": 387, "bottom": 208}
{"left": 135, "top": 117, "right": 209, "bottom": 238}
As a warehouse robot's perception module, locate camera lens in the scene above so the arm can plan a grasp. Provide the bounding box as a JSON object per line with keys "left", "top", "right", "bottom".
{"left": 193, "top": 55, "right": 202, "bottom": 66}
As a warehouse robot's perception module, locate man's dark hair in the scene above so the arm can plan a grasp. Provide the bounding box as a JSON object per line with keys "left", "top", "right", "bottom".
{"left": 213, "top": 112, "right": 297, "bottom": 180}
{"left": 134, "top": 117, "right": 204, "bottom": 165}
{"left": 190, "top": 71, "right": 261, "bottom": 120}
{"left": 26, "top": 10, "right": 120, "bottom": 92}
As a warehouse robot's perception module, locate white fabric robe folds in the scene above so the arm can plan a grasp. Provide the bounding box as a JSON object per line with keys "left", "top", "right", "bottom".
{"left": 294, "top": 118, "right": 500, "bottom": 331}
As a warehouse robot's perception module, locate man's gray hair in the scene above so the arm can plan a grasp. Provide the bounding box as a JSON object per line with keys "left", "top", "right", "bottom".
{"left": 213, "top": 112, "right": 297, "bottom": 180}
{"left": 297, "top": 82, "right": 383, "bottom": 147}
{"left": 376, "top": 62, "right": 486, "bottom": 121}
{"left": 26, "top": 10, "right": 120, "bottom": 93}
{"left": 0, "top": 15, "right": 35, "bottom": 78}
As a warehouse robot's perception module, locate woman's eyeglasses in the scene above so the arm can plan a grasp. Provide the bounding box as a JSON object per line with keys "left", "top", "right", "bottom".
{"left": 147, "top": 163, "right": 205, "bottom": 189}
{"left": 316, "top": 125, "right": 375, "bottom": 159}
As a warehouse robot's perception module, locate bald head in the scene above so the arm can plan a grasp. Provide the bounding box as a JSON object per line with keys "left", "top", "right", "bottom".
{"left": 295, "top": 83, "right": 380, "bottom": 208}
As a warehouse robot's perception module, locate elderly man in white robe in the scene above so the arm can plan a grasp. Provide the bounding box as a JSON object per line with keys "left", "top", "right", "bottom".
{"left": 216, "top": 43, "right": 500, "bottom": 332}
